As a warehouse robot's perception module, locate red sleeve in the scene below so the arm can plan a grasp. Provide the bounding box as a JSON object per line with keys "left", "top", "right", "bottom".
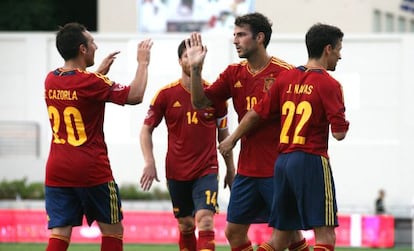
{"left": 143, "top": 90, "right": 165, "bottom": 128}
{"left": 213, "top": 100, "right": 228, "bottom": 118}
{"left": 321, "top": 78, "right": 349, "bottom": 133}
{"left": 205, "top": 65, "right": 234, "bottom": 104}
{"left": 253, "top": 80, "right": 281, "bottom": 120}
{"left": 108, "top": 83, "right": 131, "bottom": 105}
{"left": 84, "top": 72, "right": 130, "bottom": 105}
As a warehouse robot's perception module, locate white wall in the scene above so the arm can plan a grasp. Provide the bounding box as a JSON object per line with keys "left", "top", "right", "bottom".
{"left": 0, "top": 32, "right": 413, "bottom": 216}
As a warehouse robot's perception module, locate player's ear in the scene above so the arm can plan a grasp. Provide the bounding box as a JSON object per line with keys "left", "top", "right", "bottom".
{"left": 256, "top": 32, "right": 265, "bottom": 44}
{"left": 79, "top": 43, "right": 87, "bottom": 55}
{"left": 325, "top": 44, "right": 333, "bottom": 53}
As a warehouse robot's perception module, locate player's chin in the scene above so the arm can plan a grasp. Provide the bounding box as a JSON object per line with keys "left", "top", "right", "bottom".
{"left": 238, "top": 52, "right": 248, "bottom": 59}
{"left": 87, "top": 60, "right": 95, "bottom": 68}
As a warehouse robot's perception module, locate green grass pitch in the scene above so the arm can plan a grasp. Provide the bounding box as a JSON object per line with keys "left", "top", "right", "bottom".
{"left": 0, "top": 243, "right": 412, "bottom": 251}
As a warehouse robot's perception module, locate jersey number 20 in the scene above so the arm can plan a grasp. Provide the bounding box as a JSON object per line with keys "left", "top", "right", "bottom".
{"left": 48, "top": 105, "right": 87, "bottom": 146}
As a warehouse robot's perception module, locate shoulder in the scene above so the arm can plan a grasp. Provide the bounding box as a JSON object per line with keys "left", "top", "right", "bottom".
{"left": 321, "top": 71, "right": 342, "bottom": 88}
{"left": 225, "top": 60, "right": 248, "bottom": 70}
{"left": 77, "top": 69, "right": 114, "bottom": 86}
{"left": 218, "top": 60, "right": 249, "bottom": 78}
{"left": 270, "top": 56, "right": 294, "bottom": 70}
{"left": 157, "top": 79, "right": 182, "bottom": 93}
{"left": 150, "top": 80, "right": 181, "bottom": 105}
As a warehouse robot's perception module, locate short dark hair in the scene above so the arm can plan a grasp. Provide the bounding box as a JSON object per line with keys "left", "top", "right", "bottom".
{"left": 305, "top": 23, "right": 344, "bottom": 59}
{"left": 56, "top": 22, "right": 88, "bottom": 61}
{"left": 234, "top": 12, "right": 272, "bottom": 48}
{"left": 177, "top": 39, "right": 188, "bottom": 59}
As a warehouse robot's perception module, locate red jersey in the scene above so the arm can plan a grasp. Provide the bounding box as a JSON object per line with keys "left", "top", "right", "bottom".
{"left": 144, "top": 80, "right": 228, "bottom": 181}
{"left": 205, "top": 57, "right": 293, "bottom": 177}
{"left": 44, "top": 68, "right": 130, "bottom": 187}
{"left": 254, "top": 66, "right": 350, "bottom": 158}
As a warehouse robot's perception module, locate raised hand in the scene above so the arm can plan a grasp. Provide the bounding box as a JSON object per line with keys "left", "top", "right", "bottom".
{"left": 96, "top": 51, "right": 120, "bottom": 75}
{"left": 185, "top": 32, "right": 207, "bottom": 68}
{"left": 137, "top": 38, "right": 153, "bottom": 65}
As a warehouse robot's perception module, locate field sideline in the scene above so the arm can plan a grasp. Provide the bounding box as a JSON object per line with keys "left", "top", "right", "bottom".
{"left": 0, "top": 243, "right": 412, "bottom": 251}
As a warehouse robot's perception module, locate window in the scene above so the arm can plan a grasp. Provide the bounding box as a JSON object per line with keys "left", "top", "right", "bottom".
{"left": 373, "top": 10, "right": 382, "bottom": 32}
{"left": 385, "top": 13, "right": 394, "bottom": 32}
{"left": 398, "top": 16, "right": 406, "bottom": 32}
{"left": 0, "top": 122, "right": 40, "bottom": 157}
{"left": 410, "top": 19, "right": 414, "bottom": 32}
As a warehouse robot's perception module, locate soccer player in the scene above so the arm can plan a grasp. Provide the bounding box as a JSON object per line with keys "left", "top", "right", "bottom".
{"left": 44, "top": 22, "right": 152, "bottom": 251}
{"left": 185, "top": 12, "right": 307, "bottom": 251}
{"left": 139, "top": 39, "right": 236, "bottom": 251}
{"left": 218, "top": 23, "right": 350, "bottom": 251}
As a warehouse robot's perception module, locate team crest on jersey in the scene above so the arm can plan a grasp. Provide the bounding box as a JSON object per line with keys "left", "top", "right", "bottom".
{"left": 263, "top": 76, "right": 275, "bottom": 91}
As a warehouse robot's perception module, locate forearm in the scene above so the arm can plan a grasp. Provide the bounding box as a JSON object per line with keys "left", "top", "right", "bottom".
{"left": 218, "top": 129, "right": 235, "bottom": 168}
{"left": 190, "top": 66, "right": 211, "bottom": 109}
{"left": 229, "top": 110, "right": 260, "bottom": 145}
{"left": 127, "top": 62, "right": 149, "bottom": 105}
{"left": 223, "top": 150, "right": 235, "bottom": 171}
{"left": 140, "top": 126, "right": 155, "bottom": 164}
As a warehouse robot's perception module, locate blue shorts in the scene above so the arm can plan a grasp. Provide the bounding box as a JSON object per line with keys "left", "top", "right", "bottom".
{"left": 167, "top": 173, "right": 219, "bottom": 218}
{"left": 269, "top": 151, "right": 338, "bottom": 230}
{"left": 45, "top": 180, "right": 123, "bottom": 229}
{"left": 226, "top": 174, "right": 273, "bottom": 224}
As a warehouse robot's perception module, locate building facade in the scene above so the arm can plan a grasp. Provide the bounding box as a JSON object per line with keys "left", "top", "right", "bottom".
{"left": 99, "top": 0, "right": 414, "bottom": 33}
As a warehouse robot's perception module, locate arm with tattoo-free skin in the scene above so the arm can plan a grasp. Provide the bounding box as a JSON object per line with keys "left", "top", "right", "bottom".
{"left": 218, "top": 110, "right": 261, "bottom": 157}
{"left": 95, "top": 51, "right": 120, "bottom": 75}
{"left": 126, "top": 39, "right": 153, "bottom": 104}
{"left": 218, "top": 128, "right": 235, "bottom": 190}
{"left": 139, "top": 124, "right": 160, "bottom": 191}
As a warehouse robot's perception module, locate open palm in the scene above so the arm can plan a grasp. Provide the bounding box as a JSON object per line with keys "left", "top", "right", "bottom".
{"left": 186, "top": 32, "right": 208, "bottom": 67}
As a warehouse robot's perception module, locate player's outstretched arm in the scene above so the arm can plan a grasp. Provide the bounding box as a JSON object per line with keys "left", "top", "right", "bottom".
{"left": 139, "top": 124, "right": 160, "bottom": 191}
{"left": 218, "top": 110, "right": 261, "bottom": 157}
{"left": 95, "top": 51, "right": 120, "bottom": 75}
{"left": 186, "top": 32, "right": 213, "bottom": 109}
{"left": 127, "top": 38, "right": 153, "bottom": 105}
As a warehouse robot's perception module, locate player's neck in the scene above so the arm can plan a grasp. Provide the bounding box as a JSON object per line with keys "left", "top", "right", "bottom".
{"left": 305, "top": 59, "right": 327, "bottom": 70}
{"left": 181, "top": 73, "right": 191, "bottom": 91}
{"left": 63, "top": 59, "right": 87, "bottom": 71}
{"left": 248, "top": 53, "right": 271, "bottom": 73}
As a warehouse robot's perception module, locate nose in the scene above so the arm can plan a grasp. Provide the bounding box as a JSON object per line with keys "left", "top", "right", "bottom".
{"left": 232, "top": 35, "right": 238, "bottom": 44}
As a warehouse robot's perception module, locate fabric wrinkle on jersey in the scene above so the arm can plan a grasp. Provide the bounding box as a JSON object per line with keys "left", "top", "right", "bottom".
{"left": 204, "top": 57, "right": 293, "bottom": 177}
{"left": 143, "top": 79, "right": 228, "bottom": 180}
{"left": 44, "top": 68, "right": 130, "bottom": 187}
